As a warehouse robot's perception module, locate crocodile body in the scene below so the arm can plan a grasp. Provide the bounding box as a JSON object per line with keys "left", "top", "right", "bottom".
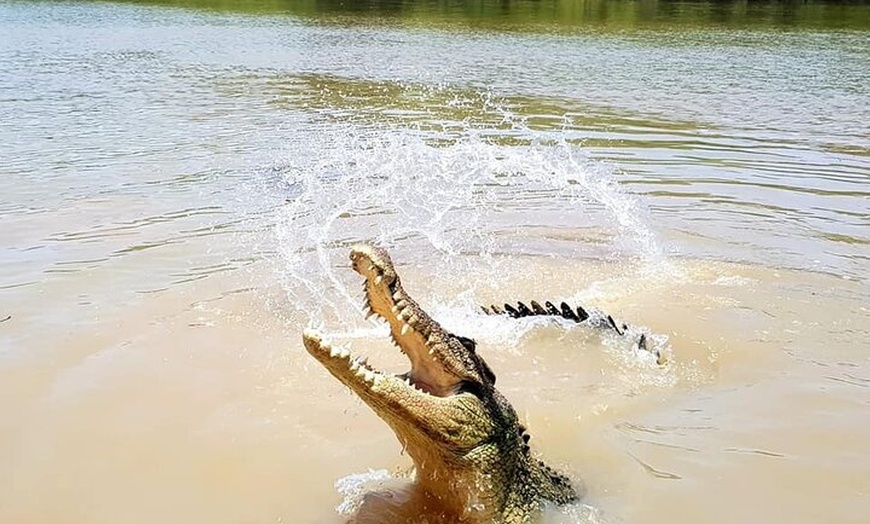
{"left": 303, "top": 245, "right": 577, "bottom": 523}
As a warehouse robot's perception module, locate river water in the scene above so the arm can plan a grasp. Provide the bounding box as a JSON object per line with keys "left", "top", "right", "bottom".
{"left": 1, "top": 1, "right": 868, "bottom": 523}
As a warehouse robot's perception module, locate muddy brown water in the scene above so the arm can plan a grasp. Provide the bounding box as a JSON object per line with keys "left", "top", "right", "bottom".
{"left": 1, "top": 1, "right": 869, "bottom": 523}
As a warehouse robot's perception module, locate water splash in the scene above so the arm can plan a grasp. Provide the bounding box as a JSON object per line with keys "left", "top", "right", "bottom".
{"left": 542, "top": 501, "right": 606, "bottom": 524}
{"left": 271, "top": 114, "right": 662, "bottom": 323}
{"left": 334, "top": 469, "right": 396, "bottom": 516}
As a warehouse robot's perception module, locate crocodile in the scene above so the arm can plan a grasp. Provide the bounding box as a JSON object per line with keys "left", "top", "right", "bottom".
{"left": 302, "top": 244, "right": 578, "bottom": 523}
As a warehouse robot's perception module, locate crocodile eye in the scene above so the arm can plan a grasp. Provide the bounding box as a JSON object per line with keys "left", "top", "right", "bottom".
{"left": 453, "top": 335, "right": 497, "bottom": 386}
{"left": 454, "top": 335, "right": 477, "bottom": 352}
{"left": 458, "top": 380, "right": 487, "bottom": 400}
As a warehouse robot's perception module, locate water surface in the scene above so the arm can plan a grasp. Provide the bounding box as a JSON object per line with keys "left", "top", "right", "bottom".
{"left": 1, "top": 1, "right": 868, "bottom": 523}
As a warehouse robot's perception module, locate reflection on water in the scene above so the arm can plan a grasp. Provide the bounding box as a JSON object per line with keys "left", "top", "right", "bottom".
{"left": 114, "top": 0, "right": 870, "bottom": 31}
{"left": 1, "top": 1, "right": 869, "bottom": 524}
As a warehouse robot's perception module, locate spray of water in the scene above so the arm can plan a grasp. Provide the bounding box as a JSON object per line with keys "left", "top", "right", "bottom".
{"left": 272, "top": 114, "right": 663, "bottom": 328}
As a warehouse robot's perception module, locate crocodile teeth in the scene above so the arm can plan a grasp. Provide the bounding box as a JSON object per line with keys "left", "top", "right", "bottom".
{"left": 374, "top": 275, "right": 383, "bottom": 285}
{"left": 391, "top": 305, "right": 400, "bottom": 313}
{"left": 400, "top": 323, "right": 411, "bottom": 336}
{"left": 393, "top": 291, "right": 402, "bottom": 301}
{"left": 363, "top": 369, "right": 376, "bottom": 382}
{"left": 368, "top": 264, "right": 375, "bottom": 271}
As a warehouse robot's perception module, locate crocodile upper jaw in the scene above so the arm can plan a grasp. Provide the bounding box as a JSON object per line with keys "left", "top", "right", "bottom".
{"left": 350, "top": 244, "right": 473, "bottom": 397}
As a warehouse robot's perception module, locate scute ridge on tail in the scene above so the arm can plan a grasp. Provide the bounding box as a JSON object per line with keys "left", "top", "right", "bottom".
{"left": 482, "top": 299, "right": 662, "bottom": 364}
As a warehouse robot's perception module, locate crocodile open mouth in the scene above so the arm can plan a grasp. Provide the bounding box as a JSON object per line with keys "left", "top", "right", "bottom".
{"left": 303, "top": 244, "right": 478, "bottom": 400}
{"left": 348, "top": 244, "right": 472, "bottom": 397}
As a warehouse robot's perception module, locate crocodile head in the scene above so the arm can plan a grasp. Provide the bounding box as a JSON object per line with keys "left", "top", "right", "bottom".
{"left": 303, "top": 244, "right": 577, "bottom": 522}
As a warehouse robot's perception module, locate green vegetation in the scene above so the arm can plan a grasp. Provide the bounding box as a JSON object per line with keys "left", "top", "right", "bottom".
{"left": 112, "top": 0, "right": 870, "bottom": 32}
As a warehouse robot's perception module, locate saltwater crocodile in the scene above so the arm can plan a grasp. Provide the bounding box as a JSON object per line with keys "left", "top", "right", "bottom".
{"left": 302, "top": 244, "right": 578, "bottom": 523}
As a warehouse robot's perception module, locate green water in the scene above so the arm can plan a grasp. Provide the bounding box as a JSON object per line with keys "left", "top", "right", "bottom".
{"left": 114, "top": 0, "right": 870, "bottom": 31}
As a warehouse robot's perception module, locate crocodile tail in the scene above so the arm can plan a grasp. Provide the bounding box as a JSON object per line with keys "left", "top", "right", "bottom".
{"left": 481, "top": 299, "right": 663, "bottom": 364}
{"left": 482, "top": 300, "right": 632, "bottom": 339}
{"left": 482, "top": 300, "right": 589, "bottom": 324}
